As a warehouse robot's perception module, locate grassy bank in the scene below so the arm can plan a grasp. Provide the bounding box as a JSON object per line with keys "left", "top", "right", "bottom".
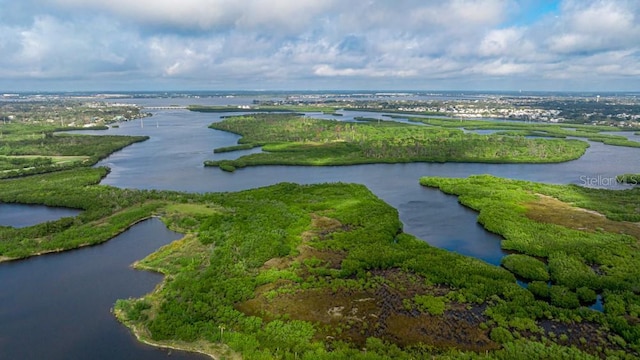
{"left": 204, "top": 113, "right": 589, "bottom": 171}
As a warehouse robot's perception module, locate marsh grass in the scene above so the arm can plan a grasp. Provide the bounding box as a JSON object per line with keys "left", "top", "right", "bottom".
{"left": 525, "top": 194, "right": 640, "bottom": 240}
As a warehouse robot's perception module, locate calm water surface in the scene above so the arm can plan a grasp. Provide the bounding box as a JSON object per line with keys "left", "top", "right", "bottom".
{"left": 0, "top": 203, "right": 81, "bottom": 228}
{"left": 3, "top": 106, "right": 639, "bottom": 359}
{"left": 0, "top": 218, "right": 207, "bottom": 360}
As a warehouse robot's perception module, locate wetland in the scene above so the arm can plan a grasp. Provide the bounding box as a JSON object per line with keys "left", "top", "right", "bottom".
{"left": 2, "top": 100, "right": 640, "bottom": 359}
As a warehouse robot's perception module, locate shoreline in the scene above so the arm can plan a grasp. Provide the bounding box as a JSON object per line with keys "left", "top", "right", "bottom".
{"left": 0, "top": 215, "right": 161, "bottom": 264}
{"left": 113, "top": 290, "right": 240, "bottom": 360}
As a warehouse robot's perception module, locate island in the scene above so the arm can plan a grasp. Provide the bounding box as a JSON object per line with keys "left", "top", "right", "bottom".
{"left": 204, "top": 113, "right": 590, "bottom": 172}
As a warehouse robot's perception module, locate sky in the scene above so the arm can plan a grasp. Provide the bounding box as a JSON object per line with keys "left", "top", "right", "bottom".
{"left": 0, "top": 0, "right": 639, "bottom": 92}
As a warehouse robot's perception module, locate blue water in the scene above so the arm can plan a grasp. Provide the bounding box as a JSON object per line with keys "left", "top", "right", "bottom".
{"left": 0, "top": 203, "right": 81, "bottom": 228}
{"left": 0, "top": 218, "right": 207, "bottom": 359}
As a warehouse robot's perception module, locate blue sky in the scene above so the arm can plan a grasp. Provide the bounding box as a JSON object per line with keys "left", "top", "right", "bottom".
{"left": 0, "top": 0, "right": 638, "bottom": 92}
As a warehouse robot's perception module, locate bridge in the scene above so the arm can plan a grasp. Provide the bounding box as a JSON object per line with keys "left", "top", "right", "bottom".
{"left": 142, "top": 106, "right": 188, "bottom": 110}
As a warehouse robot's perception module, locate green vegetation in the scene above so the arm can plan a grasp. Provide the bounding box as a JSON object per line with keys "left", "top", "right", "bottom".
{"left": 213, "top": 143, "right": 259, "bottom": 153}
{"left": 114, "top": 181, "right": 509, "bottom": 358}
{"left": 113, "top": 174, "right": 638, "bottom": 359}
{"left": 0, "top": 102, "right": 153, "bottom": 257}
{"left": 3, "top": 166, "right": 639, "bottom": 357}
{"left": 408, "top": 294, "right": 447, "bottom": 315}
{"left": 0, "top": 168, "right": 164, "bottom": 259}
{"left": 204, "top": 113, "right": 589, "bottom": 171}
{"left": 0, "top": 155, "right": 55, "bottom": 171}
{"left": 501, "top": 254, "right": 549, "bottom": 281}
{"left": 0, "top": 100, "right": 150, "bottom": 177}
{"left": 248, "top": 94, "right": 640, "bottom": 126}
{"left": 617, "top": 174, "right": 640, "bottom": 185}
{"left": 3, "top": 103, "right": 639, "bottom": 357}
{"left": 406, "top": 117, "right": 640, "bottom": 148}
{"left": 0, "top": 123, "right": 147, "bottom": 178}
{"left": 421, "top": 175, "right": 640, "bottom": 357}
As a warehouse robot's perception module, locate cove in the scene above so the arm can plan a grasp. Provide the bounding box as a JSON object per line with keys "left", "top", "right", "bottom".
{"left": 0, "top": 203, "right": 81, "bottom": 228}
{"left": 0, "top": 218, "right": 206, "bottom": 360}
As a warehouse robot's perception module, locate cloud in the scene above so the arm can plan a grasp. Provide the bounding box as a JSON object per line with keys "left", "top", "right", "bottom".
{"left": 0, "top": 14, "right": 144, "bottom": 80}
{"left": 0, "top": 0, "right": 639, "bottom": 91}
{"left": 313, "top": 64, "right": 418, "bottom": 78}
{"left": 546, "top": 0, "right": 640, "bottom": 54}
{"left": 47, "top": 0, "right": 339, "bottom": 33}
{"left": 411, "top": 0, "right": 507, "bottom": 28}
{"left": 470, "top": 60, "right": 532, "bottom": 76}
{"left": 478, "top": 28, "right": 526, "bottom": 57}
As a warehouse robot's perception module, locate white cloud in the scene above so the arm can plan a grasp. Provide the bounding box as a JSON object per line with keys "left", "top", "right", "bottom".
{"left": 0, "top": 14, "right": 144, "bottom": 80}
{"left": 0, "top": 0, "right": 639, "bottom": 90}
{"left": 478, "top": 28, "right": 526, "bottom": 57}
{"left": 546, "top": 0, "right": 640, "bottom": 54}
{"left": 563, "top": 0, "right": 635, "bottom": 35}
{"left": 313, "top": 64, "right": 418, "bottom": 78}
{"left": 416, "top": 0, "right": 507, "bottom": 28}
{"left": 48, "top": 0, "right": 338, "bottom": 33}
{"left": 470, "top": 60, "right": 531, "bottom": 76}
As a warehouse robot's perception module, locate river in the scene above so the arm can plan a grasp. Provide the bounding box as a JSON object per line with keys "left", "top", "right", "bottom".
{"left": 2, "top": 104, "right": 639, "bottom": 359}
